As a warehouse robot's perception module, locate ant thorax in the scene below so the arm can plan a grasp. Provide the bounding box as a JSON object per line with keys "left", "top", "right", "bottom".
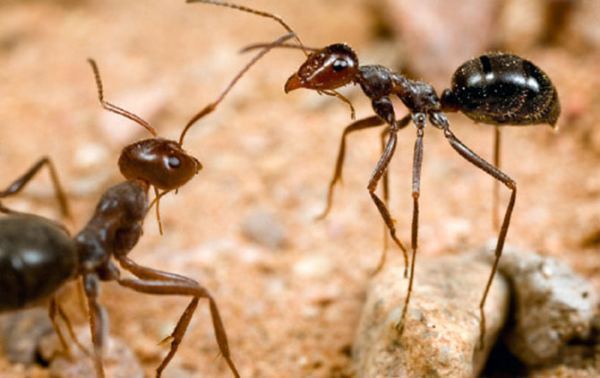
{"left": 75, "top": 180, "right": 148, "bottom": 271}
{"left": 356, "top": 65, "right": 395, "bottom": 99}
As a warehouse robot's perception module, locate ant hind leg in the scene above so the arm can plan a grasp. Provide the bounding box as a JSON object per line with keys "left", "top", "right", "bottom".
{"left": 0, "top": 157, "right": 70, "bottom": 217}
{"left": 115, "top": 256, "right": 240, "bottom": 378}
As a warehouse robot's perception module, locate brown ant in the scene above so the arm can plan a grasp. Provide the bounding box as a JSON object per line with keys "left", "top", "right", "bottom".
{"left": 0, "top": 32, "right": 294, "bottom": 377}
{"left": 188, "top": 0, "right": 561, "bottom": 349}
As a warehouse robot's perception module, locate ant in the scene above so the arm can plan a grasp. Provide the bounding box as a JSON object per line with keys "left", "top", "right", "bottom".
{"left": 0, "top": 32, "right": 294, "bottom": 378}
{"left": 188, "top": 0, "right": 561, "bottom": 348}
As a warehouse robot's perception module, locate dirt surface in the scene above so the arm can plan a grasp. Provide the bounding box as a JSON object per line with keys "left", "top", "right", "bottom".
{"left": 0, "top": 1, "right": 598, "bottom": 377}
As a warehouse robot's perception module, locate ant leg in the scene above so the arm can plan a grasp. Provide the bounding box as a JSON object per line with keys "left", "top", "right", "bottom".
{"left": 367, "top": 131, "right": 409, "bottom": 277}
{"left": 83, "top": 274, "right": 107, "bottom": 378}
{"left": 49, "top": 297, "right": 72, "bottom": 358}
{"left": 367, "top": 113, "right": 412, "bottom": 278}
{"left": 56, "top": 300, "right": 91, "bottom": 357}
{"left": 116, "top": 257, "right": 239, "bottom": 378}
{"left": 396, "top": 122, "right": 425, "bottom": 334}
{"left": 315, "top": 116, "right": 385, "bottom": 220}
{"left": 371, "top": 126, "right": 392, "bottom": 276}
{"left": 492, "top": 127, "right": 502, "bottom": 231}
{"left": 117, "top": 255, "right": 196, "bottom": 284}
{"left": 443, "top": 127, "right": 516, "bottom": 350}
{"left": 0, "top": 157, "right": 70, "bottom": 217}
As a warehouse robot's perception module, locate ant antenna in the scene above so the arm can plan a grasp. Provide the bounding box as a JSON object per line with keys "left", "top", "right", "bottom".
{"left": 188, "top": 1, "right": 355, "bottom": 120}
{"left": 87, "top": 59, "right": 158, "bottom": 137}
{"left": 240, "top": 42, "right": 320, "bottom": 54}
{"left": 186, "top": 0, "right": 310, "bottom": 58}
{"left": 179, "top": 32, "right": 295, "bottom": 145}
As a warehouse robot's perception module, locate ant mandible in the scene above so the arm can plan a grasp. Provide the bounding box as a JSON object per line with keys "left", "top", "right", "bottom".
{"left": 0, "top": 32, "right": 294, "bottom": 378}
{"left": 188, "top": 0, "right": 561, "bottom": 349}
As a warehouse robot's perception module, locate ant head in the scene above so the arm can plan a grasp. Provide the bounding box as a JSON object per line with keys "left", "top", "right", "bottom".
{"left": 285, "top": 44, "right": 359, "bottom": 92}
{"left": 119, "top": 138, "right": 202, "bottom": 191}
{"left": 88, "top": 59, "right": 202, "bottom": 192}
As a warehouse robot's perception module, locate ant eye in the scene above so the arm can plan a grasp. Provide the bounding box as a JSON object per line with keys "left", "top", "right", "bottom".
{"left": 332, "top": 59, "right": 348, "bottom": 72}
{"left": 167, "top": 156, "right": 181, "bottom": 169}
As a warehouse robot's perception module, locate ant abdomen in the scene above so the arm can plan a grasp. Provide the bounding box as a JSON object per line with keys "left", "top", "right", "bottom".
{"left": 441, "top": 53, "right": 560, "bottom": 127}
{"left": 0, "top": 214, "right": 77, "bottom": 311}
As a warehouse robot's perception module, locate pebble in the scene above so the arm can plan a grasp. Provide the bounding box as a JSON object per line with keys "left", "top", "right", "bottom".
{"left": 0, "top": 307, "right": 53, "bottom": 365}
{"left": 353, "top": 252, "right": 509, "bottom": 378}
{"left": 42, "top": 326, "right": 144, "bottom": 378}
{"left": 480, "top": 244, "right": 599, "bottom": 367}
{"left": 240, "top": 208, "right": 288, "bottom": 250}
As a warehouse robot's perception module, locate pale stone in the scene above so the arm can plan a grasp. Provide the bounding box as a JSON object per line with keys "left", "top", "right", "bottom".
{"left": 353, "top": 253, "right": 509, "bottom": 378}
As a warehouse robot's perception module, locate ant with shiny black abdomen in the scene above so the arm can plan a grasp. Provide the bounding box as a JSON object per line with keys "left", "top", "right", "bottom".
{"left": 188, "top": 0, "right": 561, "bottom": 349}
{"left": 0, "top": 32, "right": 294, "bottom": 378}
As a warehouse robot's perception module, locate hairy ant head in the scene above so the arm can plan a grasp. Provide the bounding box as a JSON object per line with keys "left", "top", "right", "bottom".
{"left": 119, "top": 138, "right": 202, "bottom": 191}
{"left": 284, "top": 44, "right": 359, "bottom": 93}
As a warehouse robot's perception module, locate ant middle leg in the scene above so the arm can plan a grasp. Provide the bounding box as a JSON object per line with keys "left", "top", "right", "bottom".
{"left": 115, "top": 256, "right": 239, "bottom": 378}
{"left": 82, "top": 274, "right": 107, "bottom": 378}
{"left": 48, "top": 296, "right": 91, "bottom": 359}
{"left": 0, "top": 156, "right": 70, "bottom": 217}
{"left": 315, "top": 115, "right": 384, "bottom": 220}
{"left": 48, "top": 297, "right": 72, "bottom": 358}
{"left": 443, "top": 127, "right": 516, "bottom": 350}
{"left": 395, "top": 120, "right": 425, "bottom": 334}
{"left": 492, "top": 127, "right": 502, "bottom": 231}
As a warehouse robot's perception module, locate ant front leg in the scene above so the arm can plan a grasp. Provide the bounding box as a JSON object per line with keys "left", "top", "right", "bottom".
{"left": 367, "top": 97, "right": 410, "bottom": 276}
{"left": 368, "top": 131, "right": 409, "bottom": 277}
{"left": 372, "top": 125, "right": 392, "bottom": 276}
{"left": 115, "top": 256, "right": 239, "bottom": 378}
{"left": 316, "top": 116, "right": 384, "bottom": 220}
{"left": 0, "top": 157, "right": 70, "bottom": 217}
{"left": 83, "top": 273, "right": 107, "bottom": 378}
{"left": 371, "top": 114, "right": 418, "bottom": 275}
{"left": 443, "top": 126, "right": 516, "bottom": 350}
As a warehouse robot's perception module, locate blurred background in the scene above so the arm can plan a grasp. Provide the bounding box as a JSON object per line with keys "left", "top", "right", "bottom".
{"left": 0, "top": 0, "right": 598, "bottom": 377}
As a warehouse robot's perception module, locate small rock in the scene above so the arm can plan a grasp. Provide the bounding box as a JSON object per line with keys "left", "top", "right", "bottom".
{"left": 293, "top": 256, "right": 333, "bottom": 280}
{"left": 73, "top": 143, "right": 109, "bottom": 171}
{"left": 353, "top": 253, "right": 509, "bottom": 378}
{"left": 240, "top": 209, "right": 288, "bottom": 250}
{"left": 41, "top": 326, "right": 144, "bottom": 378}
{"left": 481, "top": 245, "right": 599, "bottom": 366}
{"left": 0, "top": 307, "right": 54, "bottom": 365}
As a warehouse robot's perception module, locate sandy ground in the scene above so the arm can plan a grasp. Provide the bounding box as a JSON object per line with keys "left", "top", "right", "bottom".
{"left": 0, "top": 1, "right": 598, "bottom": 377}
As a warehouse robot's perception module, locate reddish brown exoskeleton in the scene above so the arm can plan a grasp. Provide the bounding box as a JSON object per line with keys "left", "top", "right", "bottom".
{"left": 0, "top": 31, "right": 295, "bottom": 378}
{"left": 189, "top": 0, "right": 561, "bottom": 349}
